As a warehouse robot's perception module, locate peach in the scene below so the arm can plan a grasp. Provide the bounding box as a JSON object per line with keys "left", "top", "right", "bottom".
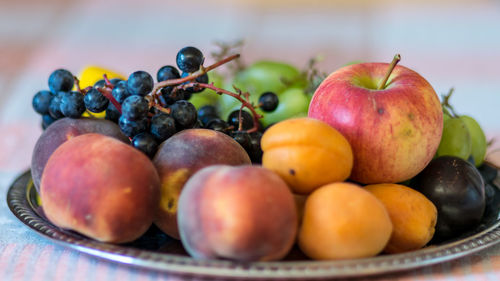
{"left": 298, "top": 182, "right": 392, "bottom": 260}
{"left": 261, "top": 117, "right": 353, "bottom": 194}
{"left": 364, "top": 183, "right": 437, "bottom": 253}
{"left": 153, "top": 129, "right": 251, "bottom": 239}
{"left": 40, "top": 133, "right": 160, "bottom": 243}
{"left": 177, "top": 165, "right": 298, "bottom": 261}
{"left": 31, "top": 117, "right": 129, "bottom": 192}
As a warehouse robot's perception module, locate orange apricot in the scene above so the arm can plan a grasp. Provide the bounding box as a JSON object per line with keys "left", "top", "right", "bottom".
{"left": 364, "top": 183, "right": 437, "bottom": 254}
{"left": 261, "top": 117, "right": 353, "bottom": 194}
{"left": 298, "top": 182, "right": 392, "bottom": 260}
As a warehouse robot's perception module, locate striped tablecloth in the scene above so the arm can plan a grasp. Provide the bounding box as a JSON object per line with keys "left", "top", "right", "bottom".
{"left": 1, "top": 0, "right": 500, "bottom": 280}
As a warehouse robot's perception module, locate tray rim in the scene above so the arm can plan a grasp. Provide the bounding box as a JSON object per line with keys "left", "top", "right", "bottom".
{"left": 7, "top": 169, "right": 500, "bottom": 279}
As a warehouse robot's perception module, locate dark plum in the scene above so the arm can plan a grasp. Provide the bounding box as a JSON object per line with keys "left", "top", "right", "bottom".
{"left": 478, "top": 163, "right": 498, "bottom": 184}
{"left": 411, "top": 156, "right": 485, "bottom": 241}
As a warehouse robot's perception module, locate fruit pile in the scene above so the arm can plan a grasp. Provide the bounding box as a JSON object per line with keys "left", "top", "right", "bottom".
{"left": 31, "top": 48, "right": 498, "bottom": 262}
{"left": 32, "top": 47, "right": 283, "bottom": 162}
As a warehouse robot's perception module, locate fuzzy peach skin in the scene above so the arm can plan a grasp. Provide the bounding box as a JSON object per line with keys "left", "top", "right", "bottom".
{"left": 40, "top": 133, "right": 160, "bottom": 244}
{"left": 153, "top": 129, "right": 251, "bottom": 239}
{"left": 298, "top": 182, "right": 393, "bottom": 260}
{"left": 177, "top": 165, "right": 298, "bottom": 261}
{"left": 31, "top": 117, "right": 129, "bottom": 192}
{"left": 365, "top": 183, "right": 437, "bottom": 253}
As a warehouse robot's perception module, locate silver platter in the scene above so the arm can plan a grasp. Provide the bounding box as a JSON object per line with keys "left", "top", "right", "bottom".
{"left": 7, "top": 170, "right": 500, "bottom": 280}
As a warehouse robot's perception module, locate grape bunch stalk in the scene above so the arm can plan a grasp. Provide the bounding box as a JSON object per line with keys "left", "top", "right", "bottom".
{"left": 32, "top": 47, "right": 280, "bottom": 162}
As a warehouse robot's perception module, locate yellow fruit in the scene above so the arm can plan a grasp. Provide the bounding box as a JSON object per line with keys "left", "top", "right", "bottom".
{"left": 77, "top": 65, "right": 126, "bottom": 89}
{"left": 364, "top": 183, "right": 437, "bottom": 254}
{"left": 298, "top": 182, "right": 393, "bottom": 260}
{"left": 76, "top": 66, "right": 126, "bottom": 119}
{"left": 261, "top": 117, "right": 353, "bottom": 194}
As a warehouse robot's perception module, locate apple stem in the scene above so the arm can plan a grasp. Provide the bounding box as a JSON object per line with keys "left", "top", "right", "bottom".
{"left": 377, "top": 54, "right": 401, "bottom": 90}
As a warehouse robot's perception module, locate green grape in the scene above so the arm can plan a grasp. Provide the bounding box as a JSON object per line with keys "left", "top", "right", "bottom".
{"left": 436, "top": 117, "right": 472, "bottom": 160}
{"left": 217, "top": 61, "right": 309, "bottom": 126}
{"left": 232, "top": 61, "right": 306, "bottom": 95}
{"left": 217, "top": 61, "right": 307, "bottom": 121}
{"left": 219, "top": 60, "right": 303, "bottom": 114}
{"left": 218, "top": 85, "right": 245, "bottom": 119}
{"left": 442, "top": 112, "right": 451, "bottom": 123}
{"left": 442, "top": 106, "right": 452, "bottom": 123}
{"left": 459, "top": 115, "right": 487, "bottom": 166}
{"left": 189, "top": 71, "right": 224, "bottom": 109}
{"left": 219, "top": 88, "right": 310, "bottom": 127}
{"left": 260, "top": 88, "right": 310, "bottom": 126}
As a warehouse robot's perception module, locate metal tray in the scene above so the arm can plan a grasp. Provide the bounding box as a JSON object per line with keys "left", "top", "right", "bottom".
{"left": 7, "top": 170, "right": 500, "bottom": 280}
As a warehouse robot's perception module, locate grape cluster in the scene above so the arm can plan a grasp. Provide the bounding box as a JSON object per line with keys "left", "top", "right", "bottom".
{"left": 32, "top": 46, "right": 280, "bottom": 163}
{"left": 33, "top": 69, "right": 127, "bottom": 128}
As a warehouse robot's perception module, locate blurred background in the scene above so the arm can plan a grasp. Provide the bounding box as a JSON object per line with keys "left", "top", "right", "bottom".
{"left": 1, "top": 0, "right": 500, "bottom": 173}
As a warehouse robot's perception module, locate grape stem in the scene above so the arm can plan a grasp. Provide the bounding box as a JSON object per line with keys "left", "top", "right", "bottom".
{"left": 73, "top": 76, "right": 82, "bottom": 92}
{"left": 238, "top": 104, "right": 245, "bottom": 131}
{"left": 152, "top": 104, "right": 171, "bottom": 115}
{"left": 96, "top": 87, "right": 122, "bottom": 114}
{"left": 103, "top": 74, "right": 114, "bottom": 87}
{"left": 149, "top": 54, "right": 240, "bottom": 99}
{"left": 96, "top": 53, "right": 262, "bottom": 132}
{"left": 441, "top": 88, "right": 459, "bottom": 117}
{"left": 180, "top": 82, "right": 262, "bottom": 133}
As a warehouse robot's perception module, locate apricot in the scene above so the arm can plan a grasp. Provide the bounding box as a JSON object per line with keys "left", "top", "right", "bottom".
{"left": 298, "top": 182, "right": 392, "bottom": 260}
{"left": 261, "top": 117, "right": 353, "bottom": 194}
{"left": 365, "top": 184, "right": 437, "bottom": 253}
{"left": 153, "top": 129, "right": 251, "bottom": 239}
{"left": 40, "top": 134, "right": 160, "bottom": 243}
{"left": 177, "top": 165, "right": 297, "bottom": 261}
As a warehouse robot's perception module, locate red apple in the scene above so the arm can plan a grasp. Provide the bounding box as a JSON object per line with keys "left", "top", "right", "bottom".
{"left": 308, "top": 55, "right": 442, "bottom": 184}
